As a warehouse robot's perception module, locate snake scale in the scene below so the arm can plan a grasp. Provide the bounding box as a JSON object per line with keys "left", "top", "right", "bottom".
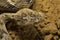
{"left": 0, "top": 8, "right": 45, "bottom": 40}
{"left": 0, "top": 0, "right": 34, "bottom": 13}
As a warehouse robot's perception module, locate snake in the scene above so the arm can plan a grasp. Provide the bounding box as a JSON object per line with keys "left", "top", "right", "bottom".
{"left": 0, "top": 0, "right": 34, "bottom": 13}
{"left": 0, "top": 8, "right": 45, "bottom": 40}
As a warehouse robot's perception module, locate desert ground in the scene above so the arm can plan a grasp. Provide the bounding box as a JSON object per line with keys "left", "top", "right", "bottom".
{"left": 0, "top": 0, "right": 60, "bottom": 40}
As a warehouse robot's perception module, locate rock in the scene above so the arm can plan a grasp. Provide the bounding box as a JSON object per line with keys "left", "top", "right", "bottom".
{"left": 32, "top": 0, "right": 60, "bottom": 40}
{"left": 44, "top": 34, "right": 53, "bottom": 40}
{"left": 0, "top": 8, "right": 45, "bottom": 40}
{"left": 41, "top": 23, "right": 58, "bottom": 35}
